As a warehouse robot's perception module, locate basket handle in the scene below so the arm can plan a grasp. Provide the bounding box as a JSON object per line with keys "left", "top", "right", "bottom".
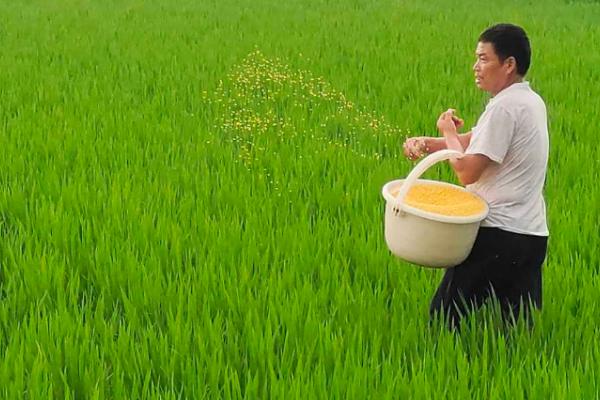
{"left": 393, "top": 149, "right": 464, "bottom": 210}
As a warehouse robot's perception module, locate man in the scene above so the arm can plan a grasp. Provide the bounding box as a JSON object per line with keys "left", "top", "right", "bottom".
{"left": 403, "top": 23, "right": 549, "bottom": 329}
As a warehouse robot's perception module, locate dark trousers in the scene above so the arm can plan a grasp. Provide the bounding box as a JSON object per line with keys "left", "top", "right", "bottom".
{"left": 430, "top": 227, "right": 548, "bottom": 329}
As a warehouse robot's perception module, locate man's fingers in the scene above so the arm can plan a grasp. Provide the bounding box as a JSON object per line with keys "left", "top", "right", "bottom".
{"left": 403, "top": 137, "right": 425, "bottom": 160}
{"left": 452, "top": 116, "right": 464, "bottom": 126}
{"left": 403, "top": 139, "right": 414, "bottom": 159}
{"left": 440, "top": 109, "right": 453, "bottom": 121}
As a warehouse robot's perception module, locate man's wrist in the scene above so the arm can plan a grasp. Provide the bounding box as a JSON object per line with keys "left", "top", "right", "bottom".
{"left": 441, "top": 129, "right": 458, "bottom": 137}
{"left": 424, "top": 137, "right": 445, "bottom": 153}
{"left": 420, "top": 137, "right": 432, "bottom": 154}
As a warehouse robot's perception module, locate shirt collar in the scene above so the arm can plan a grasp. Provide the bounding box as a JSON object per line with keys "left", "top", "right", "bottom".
{"left": 489, "top": 81, "right": 530, "bottom": 104}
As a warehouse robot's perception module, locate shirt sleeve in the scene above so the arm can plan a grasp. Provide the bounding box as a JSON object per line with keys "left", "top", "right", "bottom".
{"left": 466, "top": 105, "right": 516, "bottom": 164}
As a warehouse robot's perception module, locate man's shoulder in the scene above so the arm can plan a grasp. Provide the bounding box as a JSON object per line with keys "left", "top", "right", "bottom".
{"left": 482, "top": 100, "right": 517, "bottom": 121}
{"left": 491, "top": 88, "right": 546, "bottom": 115}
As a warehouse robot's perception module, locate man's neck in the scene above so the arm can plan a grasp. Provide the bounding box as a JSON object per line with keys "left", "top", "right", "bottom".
{"left": 491, "top": 76, "right": 524, "bottom": 97}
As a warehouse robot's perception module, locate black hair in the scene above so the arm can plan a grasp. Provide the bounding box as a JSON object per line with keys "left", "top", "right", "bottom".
{"left": 479, "top": 23, "right": 531, "bottom": 76}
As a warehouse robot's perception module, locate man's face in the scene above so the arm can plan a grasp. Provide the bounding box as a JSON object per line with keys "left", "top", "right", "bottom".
{"left": 472, "top": 41, "right": 514, "bottom": 95}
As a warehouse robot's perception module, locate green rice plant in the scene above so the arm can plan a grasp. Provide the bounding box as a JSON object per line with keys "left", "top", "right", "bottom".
{"left": 0, "top": 0, "right": 598, "bottom": 398}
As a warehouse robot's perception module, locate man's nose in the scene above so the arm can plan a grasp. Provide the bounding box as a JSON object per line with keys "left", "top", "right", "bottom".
{"left": 472, "top": 61, "right": 479, "bottom": 71}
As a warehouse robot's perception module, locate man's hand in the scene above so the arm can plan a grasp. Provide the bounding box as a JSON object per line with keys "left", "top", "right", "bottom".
{"left": 437, "top": 109, "right": 464, "bottom": 134}
{"left": 452, "top": 115, "right": 464, "bottom": 130}
{"left": 402, "top": 137, "right": 429, "bottom": 161}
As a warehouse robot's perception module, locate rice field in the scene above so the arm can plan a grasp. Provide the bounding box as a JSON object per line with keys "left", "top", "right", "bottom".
{"left": 0, "top": 0, "right": 599, "bottom": 398}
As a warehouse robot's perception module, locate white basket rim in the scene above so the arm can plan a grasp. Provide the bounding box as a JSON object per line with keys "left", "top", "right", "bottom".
{"left": 382, "top": 178, "right": 489, "bottom": 224}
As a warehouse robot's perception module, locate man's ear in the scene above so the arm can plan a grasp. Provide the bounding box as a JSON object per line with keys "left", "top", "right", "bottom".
{"left": 505, "top": 56, "right": 517, "bottom": 75}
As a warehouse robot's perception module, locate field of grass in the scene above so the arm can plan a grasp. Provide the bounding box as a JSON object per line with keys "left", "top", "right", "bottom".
{"left": 0, "top": 0, "right": 599, "bottom": 398}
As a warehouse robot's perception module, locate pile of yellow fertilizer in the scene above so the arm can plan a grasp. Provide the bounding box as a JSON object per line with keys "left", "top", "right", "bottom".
{"left": 392, "top": 183, "right": 486, "bottom": 217}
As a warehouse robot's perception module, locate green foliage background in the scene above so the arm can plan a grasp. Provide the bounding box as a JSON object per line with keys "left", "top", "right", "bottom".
{"left": 0, "top": 0, "right": 598, "bottom": 398}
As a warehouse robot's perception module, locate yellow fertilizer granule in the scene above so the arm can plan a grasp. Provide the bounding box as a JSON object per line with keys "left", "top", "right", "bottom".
{"left": 392, "top": 183, "right": 486, "bottom": 217}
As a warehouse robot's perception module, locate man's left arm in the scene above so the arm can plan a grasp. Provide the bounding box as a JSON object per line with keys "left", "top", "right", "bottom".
{"left": 437, "top": 109, "right": 492, "bottom": 185}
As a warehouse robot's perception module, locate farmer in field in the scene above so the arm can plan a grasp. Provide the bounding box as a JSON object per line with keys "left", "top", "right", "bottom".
{"left": 402, "top": 23, "right": 549, "bottom": 329}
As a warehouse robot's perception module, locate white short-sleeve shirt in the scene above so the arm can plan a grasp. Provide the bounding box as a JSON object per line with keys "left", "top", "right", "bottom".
{"left": 466, "top": 81, "right": 549, "bottom": 236}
